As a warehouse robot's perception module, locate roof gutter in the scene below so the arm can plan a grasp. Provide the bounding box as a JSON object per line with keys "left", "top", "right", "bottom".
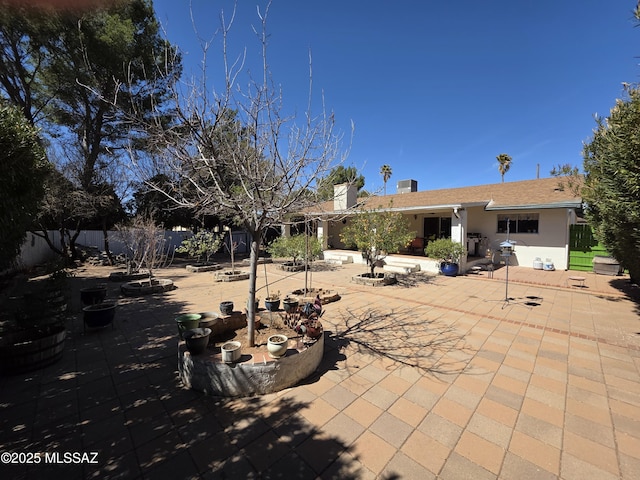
{"left": 485, "top": 201, "right": 582, "bottom": 211}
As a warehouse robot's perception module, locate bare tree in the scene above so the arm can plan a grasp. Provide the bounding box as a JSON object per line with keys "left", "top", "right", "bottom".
{"left": 130, "top": 3, "right": 350, "bottom": 346}
{"left": 114, "top": 214, "right": 173, "bottom": 281}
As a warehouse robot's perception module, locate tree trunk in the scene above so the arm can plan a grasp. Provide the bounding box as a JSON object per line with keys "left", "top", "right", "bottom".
{"left": 246, "top": 235, "right": 261, "bottom": 347}
{"left": 68, "top": 224, "right": 81, "bottom": 261}
{"left": 102, "top": 219, "right": 114, "bottom": 265}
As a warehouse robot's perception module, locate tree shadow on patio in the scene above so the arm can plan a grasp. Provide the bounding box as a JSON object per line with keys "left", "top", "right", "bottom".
{"left": 607, "top": 278, "right": 640, "bottom": 316}
{"left": 391, "top": 272, "right": 438, "bottom": 289}
{"left": 331, "top": 307, "right": 474, "bottom": 376}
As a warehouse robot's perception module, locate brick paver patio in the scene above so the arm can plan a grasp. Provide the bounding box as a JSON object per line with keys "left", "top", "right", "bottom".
{"left": 1, "top": 258, "right": 639, "bottom": 479}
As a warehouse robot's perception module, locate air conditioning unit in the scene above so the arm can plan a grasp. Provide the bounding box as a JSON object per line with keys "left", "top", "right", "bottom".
{"left": 396, "top": 179, "right": 417, "bottom": 194}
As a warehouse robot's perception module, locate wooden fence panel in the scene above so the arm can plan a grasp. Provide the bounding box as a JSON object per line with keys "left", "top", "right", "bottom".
{"left": 568, "top": 224, "right": 610, "bottom": 271}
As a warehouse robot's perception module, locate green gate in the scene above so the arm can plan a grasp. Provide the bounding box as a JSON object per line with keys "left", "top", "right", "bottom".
{"left": 568, "top": 224, "right": 609, "bottom": 271}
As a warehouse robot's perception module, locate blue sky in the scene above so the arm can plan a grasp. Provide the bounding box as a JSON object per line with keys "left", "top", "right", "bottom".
{"left": 153, "top": 0, "right": 639, "bottom": 194}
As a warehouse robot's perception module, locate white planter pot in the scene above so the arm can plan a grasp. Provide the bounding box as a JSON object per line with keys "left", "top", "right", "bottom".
{"left": 221, "top": 341, "right": 242, "bottom": 363}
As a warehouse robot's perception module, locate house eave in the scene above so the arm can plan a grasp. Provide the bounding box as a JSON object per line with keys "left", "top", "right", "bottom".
{"left": 485, "top": 201, "right": 582, "bottom": 211}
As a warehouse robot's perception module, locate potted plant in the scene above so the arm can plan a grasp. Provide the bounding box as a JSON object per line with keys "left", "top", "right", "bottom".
{"left": 219, "top": 301, "right": 234, "bottom": 316}
{"left": 183, "top": 328, "right": 211, "bottom": 355}
{"left": 267, "top": 334, "right": 288, "bottom": 358}
{"left": 176, "top": 313, "right": 202, "bottom": 339}
{"left": 221, "top": 340, "right": 242, "bottom": 363}
{"left": 282, "top": 296, "right": 299, "bottom": 313}
{"left": 424, "top": 238, "right": 466, "bottom": 276}
{"left": 264, "top": 291, "right": 281, "bottom": 311}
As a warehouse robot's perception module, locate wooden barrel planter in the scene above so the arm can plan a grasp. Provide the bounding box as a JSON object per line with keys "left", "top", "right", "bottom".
{"left": 0, "top": 325, "right": 67, "bottom": 375}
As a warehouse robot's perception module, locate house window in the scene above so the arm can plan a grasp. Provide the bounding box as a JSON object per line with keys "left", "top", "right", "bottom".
{"left": 497, "top": 214, "right": 539, "bottom": 234}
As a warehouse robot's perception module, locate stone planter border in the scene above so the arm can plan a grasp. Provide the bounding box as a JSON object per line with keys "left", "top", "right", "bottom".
{"left": 120, "top": 278, "right": 175, "bottom": 296}
{"left": 178, "top": 333, "right": 324, "bottom": 397}
{"left": 351, "top": 273, "right": 397, "bottom": 287}
{"left": 215, "top": 270, "right": 250, "bottom": 282}
{"left": 186, "top": 263, "right": 222, "bottom": 273}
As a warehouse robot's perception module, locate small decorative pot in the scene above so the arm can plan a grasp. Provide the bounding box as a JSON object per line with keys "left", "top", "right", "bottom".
{"left": 267, "top": 334, "right": 288, "bottom": 358}
{"left": 221, "top": 341, "right": 242, "bottom": 363}
{"left": 80, "top": 286, "right": 107, "bottom": 305}
{"left": 264, "top": 298, "right": 281, "bottom": 312}
{"left": 183, "top": 328, "right": 211, "bottom": 355}
{"left": 219, "top": 301, "right": 234, "bottom": 316}
{"left": 282, "top": 298, "right": 299, "bottom": 313}
{"left": 176, "top": 313, "right": 202, "bottom": 339}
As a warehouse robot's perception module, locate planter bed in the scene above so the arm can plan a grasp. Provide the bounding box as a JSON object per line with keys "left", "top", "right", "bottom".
{"left": 215, "top": 270, "right": 250, "bottom": 282}
{"left": 351, "top": 273, "right": 397, "bottom": 287}
{"left": 289, "top": 288, "right": 341, "bottom": 304}
{"left": 108, "top": 271, "right": 149, "bottom": 282}
{"left": 120, "top": 278, "right": 175, "bottom": 296}
{"left": 186, "top": 263, "right": 222, "bottom": 273}
{"left": 279, "top": 262, "right": 308, "bottom": 272}
{"left": 178, "top": 332, "right": 324, "bottom": 397}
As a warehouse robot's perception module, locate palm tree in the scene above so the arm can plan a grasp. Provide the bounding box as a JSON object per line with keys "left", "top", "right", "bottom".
{"left": 380, "top": 164, "right": 392, "bottom": 195}
{"left": 496, "top": 153, "right": 512, "bottom": 183}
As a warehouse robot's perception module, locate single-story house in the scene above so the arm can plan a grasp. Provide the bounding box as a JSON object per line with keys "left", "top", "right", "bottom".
{"left": 298, "top": 177, "right": 583, "bottom": 273}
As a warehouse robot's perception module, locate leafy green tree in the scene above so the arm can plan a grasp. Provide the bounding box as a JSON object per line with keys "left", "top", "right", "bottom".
{"left": 0, "top": 102, "right": 49, "bottom": 270}
{"left": 267, "top": 234, "right": 323, "bottom": 265}
{"left": 0, "top": 3, "right": 57, "bottom": 125}
{"left": 496, "top": 153, "right": 512, "bottom": 183}
{"left": 380, "top": 164, "right": 392, "bottom": 195}
{"left": 316, "top": 165, "right": 365, "bottom": 200}
{"left": 0, "top": 0, "right": 181, "bottom": 261}
{"left": 340, "top": 205, "right": 414, "bottom": 277}
{"left": 582, "top": 85, "right": 640, "bottom": 282}
{"left": 176, "top": 230, "right": 223, "bottom": 264}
